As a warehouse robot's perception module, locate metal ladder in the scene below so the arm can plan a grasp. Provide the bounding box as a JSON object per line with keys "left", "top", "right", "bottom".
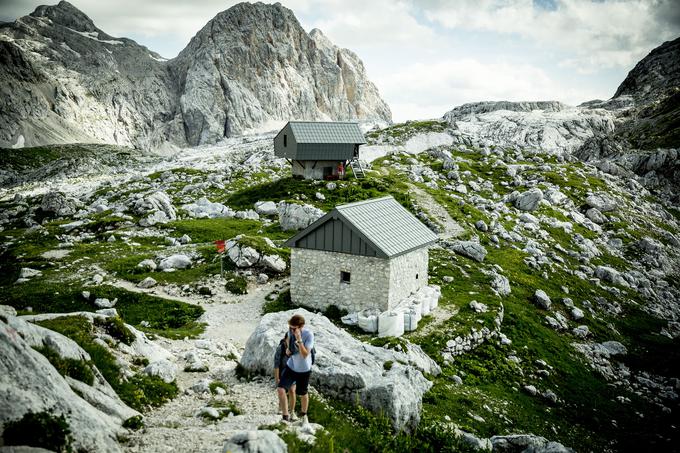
{"left": 348, "top": 158, "right": 366, "bottom": 179}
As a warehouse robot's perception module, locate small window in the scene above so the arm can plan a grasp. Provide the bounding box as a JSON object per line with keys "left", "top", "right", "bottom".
{"left": 415, "top": 273, "right": 419, "bottom": 280}
{"left": 341, "top": 271, "right": 351, "bottom": 284}
{"left": 284, "top": 134, "right": 287, "bottom": 147}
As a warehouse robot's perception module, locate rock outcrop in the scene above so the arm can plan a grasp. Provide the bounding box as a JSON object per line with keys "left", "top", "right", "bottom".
{"left": 240, "top": 309, "right": 438, "bottom": 431}
{"left": 0, "top": 312, "right": 130, "bottom": 453}
{"left": 0, "top": 1, "right": 391, "bottom": 149}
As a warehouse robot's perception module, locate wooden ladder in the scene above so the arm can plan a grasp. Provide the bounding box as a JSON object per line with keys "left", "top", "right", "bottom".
{"left": 349, "top": 159, "right": 366, "bottom": 179}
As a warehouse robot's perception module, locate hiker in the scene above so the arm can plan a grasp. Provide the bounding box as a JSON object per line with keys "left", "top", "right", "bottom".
{"left": 277, "top": 314, "right": 314, "bottom": 423}
{"left": 273, "top": 332, "right": 296, "bottom": 419}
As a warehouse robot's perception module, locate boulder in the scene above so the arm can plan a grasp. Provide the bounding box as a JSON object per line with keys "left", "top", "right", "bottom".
{"left": 144, "top": 360, "right": 177, "bottom": 384}
{"left": 240, "top": 309, "right": 437, "bottom": 431}
{"left": 19, "top": 268, "right": 42, "bottom": 279}
{"left": 227, "top": 242, "right": 260, "bottom": 268}
{"left": 585, "top": 208, "right": 606, "bottom": 224}
{"left": 570, "top": 307, "right": 585, "bottom": 320}
{"left": 137, "top": 259, "right": 157, "bottom": 271}
{"left": 221, "top": 431, "right": 287, "bottom": 453}
{"left": 514, "top": 188, "right": 543, "bottom": 211}
{"left": 94, "top": 298, "right": 116, "bottom": 309}
{"left": 585, "top": 193, "right": 616, "bottom": 212}
{"left": 490, "top": 272, "right": 511, "bottom": 297}
{"left": 594, "top": 266, "right": 628, "bottom": 287}
{"left": 491, "top": 434, "right": 574, "bottom": 452}
{"left": 450, "top": 240, "right": 487, "bottom": 262}
{"left": 40, "top": 191, "right": 78, "bottom": 217}
{"left": 262, "top": 255, "right": 287, "bottom": 273}
{"left": 254, "top": 201, "right": 278, "bottom": 216}
{"left": 543, "top": 188, "right": 569, "bottom": 206}
{"left": 601, "top": 340, "right": 627, "bottom": 356}
{"left": 475, "top": 220, "right": 488, "bottom": 232}
{"left": 277, "top": 202, "right": 324, "bottom": 231}
{"left": 158, "top": 254, "right": 192, "bottom": 270}
{"left": 533, "top": 290, "right": 552, "bottom": 310}
{"left": 137, "top": 277, "right": 157, "bottom": 289}
{"left": 183, "top": 198, "right": 235, "bottom": 218}
{"left": 134, "top": 191, "right": 176, "bottom": 223}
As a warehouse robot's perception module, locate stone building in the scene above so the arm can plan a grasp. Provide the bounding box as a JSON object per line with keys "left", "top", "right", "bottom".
{"left": 274, "top": 121, "right": 366, "bottom": 180}
{"left": 285, "top": 196, "right": 438, "bottom": 313}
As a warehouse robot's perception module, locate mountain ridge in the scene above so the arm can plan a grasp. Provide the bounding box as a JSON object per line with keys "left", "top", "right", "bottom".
{"left": 0, "top": 1, "right": 391, "bottom": 149}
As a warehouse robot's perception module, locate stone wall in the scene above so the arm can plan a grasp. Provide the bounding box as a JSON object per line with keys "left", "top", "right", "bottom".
{"left": 292, "top": 160, "right": 343, "bottom": 180}
{"left": 388, "top": 248, "right": 429, "bottom": 309}
{"left": 441, "top": 303, "right": 505, "bottom": 363}
{"left": 290, "top": 248, "right": 390, "bottom": 312}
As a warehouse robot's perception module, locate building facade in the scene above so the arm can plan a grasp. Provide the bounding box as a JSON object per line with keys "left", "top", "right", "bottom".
{"left": 285, "top": 196, "right": 437, "bottom": 313}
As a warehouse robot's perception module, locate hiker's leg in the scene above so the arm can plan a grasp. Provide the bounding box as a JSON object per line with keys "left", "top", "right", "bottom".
{"left": 300, "top": 393, "right": 309, "bottom": 414}
{"left": 288, "top": 384, "right": 297, "bottom": 415}
{"left": 277, "top": 387, "right": 288, "bottom": 416}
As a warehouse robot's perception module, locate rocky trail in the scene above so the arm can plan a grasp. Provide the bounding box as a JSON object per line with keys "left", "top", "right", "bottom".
{"left": 124, "top": 279, "right": 299, "bottom": 452}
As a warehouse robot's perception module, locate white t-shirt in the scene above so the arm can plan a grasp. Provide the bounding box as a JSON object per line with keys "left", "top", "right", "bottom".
{"left": 287, "top": 328, "right": 314, "bottom": 373}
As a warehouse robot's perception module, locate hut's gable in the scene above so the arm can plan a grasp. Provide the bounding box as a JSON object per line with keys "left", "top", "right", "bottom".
{"left": 285, "top": 196, "right": 437, "bottom": 258}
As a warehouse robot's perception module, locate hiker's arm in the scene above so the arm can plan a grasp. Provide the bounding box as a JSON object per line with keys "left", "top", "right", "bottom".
{"left": 295, "top": 336, "right": 311, "bottom": 358}
{"left": 274, "top": 368, "right": 280, "bottom": 383}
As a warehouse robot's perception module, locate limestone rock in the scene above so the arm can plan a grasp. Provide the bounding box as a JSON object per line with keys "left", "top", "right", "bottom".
{"left": 221, "top": 430, "right": 287, "bottom": 453}
{"left": 144, "top": 359, "right": 177, "bottom": 384}
{"left": 227, "top": 241, "right": 261, "bottom": 268}
{"left": 137, "top": 277, "right": 157, "bottom": 289}
{"left": 182, "top": 198, "right": 235, "bottom": 219}
{"left": 135, "top": 192, "right": 176, "bottom": 226}
{"left": 40, "top": 191, "right": 77, "bottom": 217}
{"left": 450, "top": 240, "right": 487, "bottom": 262}
{"left": 240, "top": 309, "right": 437, "bottom": 431}
{"left": 0, "top": 317, "right": 127, "bottom": 452}
{"left": 514, "top": 188, "right": 544, "bottom": 211}
{"left": 137, "top": 259, "right": 157, "bottom": 271}
{"left": 585, "top": 208, "right": 607, "bottom": 224}
{"left": 262, "top": 254, "right": 287, "bottom": 273}
{"left": 491, "top": 434, "right": 574, "bottom": 453}
{"left": 585, "top": 193, "right": 616, "bottom": 212}
{"left": 277, "top": 202, "right": 324, "bottom": 231}
{"left": 158, "top": 254, "right": 192, "bottom": 270}
{"left": 533, "top": 290, "right": 552, "bottom": 310}
{"left": 254, "top": 201, "right": 278, "bottom": 216}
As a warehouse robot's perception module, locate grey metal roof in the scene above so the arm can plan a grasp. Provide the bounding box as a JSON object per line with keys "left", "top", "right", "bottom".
{"left": 288, "top": 121, "right": 366, "bottom": 144}
{"left": 286, "top": 196, "right": 437, "bottom": 258}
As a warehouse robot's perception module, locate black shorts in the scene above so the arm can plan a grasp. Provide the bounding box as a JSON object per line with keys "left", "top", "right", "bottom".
{"left": 278, "top": 368, "right": 312, "bottom": 396}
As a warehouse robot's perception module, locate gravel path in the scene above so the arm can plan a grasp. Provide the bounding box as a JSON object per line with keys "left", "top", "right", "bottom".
{"left": 123, "top": 278, "right": 291, "bottom": 452}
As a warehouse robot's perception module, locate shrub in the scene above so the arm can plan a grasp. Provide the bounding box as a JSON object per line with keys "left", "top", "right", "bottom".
{"left": 118, "top": 374, "right": 179, "bottom": 412}
{"left": 224, "top": 273, "right": 248, "bottom": 295}
{"left": 262, "top": 289, "right": 294, "bottom": 314}
{"left": 122, "top": 415, "right": 144, "bottom": 431}
{"left": 3, "top": 410, "right": 73, "bottom": 452}
{"left": 33, "top": 346, "right": 95, "bottom": 386}
{"left": 95, "top": 316, "right": 135, "bottom": 345}
{"left": 209, "top": 381, "right": 229, "bottom": 395}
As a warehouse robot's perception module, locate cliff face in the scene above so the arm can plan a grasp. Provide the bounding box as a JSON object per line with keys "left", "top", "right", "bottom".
{"left": 170, "top": 2, "right": 391, "bottom": 145}
{"left": 0, "top": 1, "right": 391, "bottom": 149}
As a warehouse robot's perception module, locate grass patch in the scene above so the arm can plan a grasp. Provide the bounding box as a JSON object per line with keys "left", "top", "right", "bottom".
{"left": 2, "top": 410, "right": 74, "bottom": 452}
{"left": 36, "top": 316, "right": 178, "bottom": 412}
{"left": 33, "top": 346, "right": 95, "bottom": 386}
{"left": 95, "top": 316, "right": 135, "bottom": 345}
{"left": 163, "top": 218, "right": 262, "bottom": 243}
{"left": 262, "top": 289, "right": 295, "bottom": 314}
{"left": 225, "top": 273, "right": 248, "bottom": 295}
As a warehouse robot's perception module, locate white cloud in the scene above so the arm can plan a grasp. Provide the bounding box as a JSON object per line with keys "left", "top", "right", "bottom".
{"left": 422, "top": 0, "right": 679, "bottom": 72}
{"left": 377, "top": 58, "right": 605, "bottom": 121}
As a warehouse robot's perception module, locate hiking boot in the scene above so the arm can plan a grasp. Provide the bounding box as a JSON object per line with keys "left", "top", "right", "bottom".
{"left": 281, "top": 414, "right": 290, "bottom": 423}
{"left": 289, "top": 412, "right": 298, "bottom": 422}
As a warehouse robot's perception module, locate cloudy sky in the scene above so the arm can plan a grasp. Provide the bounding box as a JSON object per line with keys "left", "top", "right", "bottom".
{"left": 3, "top": 0, "right": 679, "bottom": 121}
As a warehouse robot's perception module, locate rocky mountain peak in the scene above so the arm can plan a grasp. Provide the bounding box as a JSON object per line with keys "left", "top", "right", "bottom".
{"left": 30, "top": 0, "right": 98, "bottom": 33}
{"left": 614, "top": 36, "right": 680, "bottom": 105}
